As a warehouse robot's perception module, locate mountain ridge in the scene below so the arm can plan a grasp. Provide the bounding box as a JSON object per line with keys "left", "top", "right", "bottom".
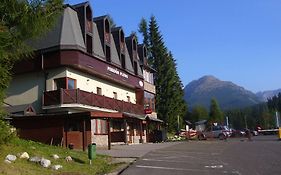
{"left": 184, "top": 75, "right": 262, "bottom": 110}
{"left": 256, "top": 88, "right": 281, "bottom": 101}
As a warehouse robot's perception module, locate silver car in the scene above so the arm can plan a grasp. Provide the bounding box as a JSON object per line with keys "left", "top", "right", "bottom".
{"left": 198, "top": 125, "right": 231, "bottom": 140}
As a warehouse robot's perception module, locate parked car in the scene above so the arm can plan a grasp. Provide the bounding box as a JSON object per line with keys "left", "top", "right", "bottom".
{"left": 251, "top": 130, "right": 258, "bottom": 136}
{"left": 230, "top": 129, "right": 246, "bottom": 137}
{"left": 197, "top": 125, "right": 231, "bottom": 140}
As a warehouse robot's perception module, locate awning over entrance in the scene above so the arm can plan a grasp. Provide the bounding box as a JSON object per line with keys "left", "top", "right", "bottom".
{"left": 145, "top": 115, "right": 164, "bottom": 123}
{"left": 122, "top": 112, "right": 146, "bottom": 120}
{"left": 90, "top": 111, "right": 123, "bottom": 119}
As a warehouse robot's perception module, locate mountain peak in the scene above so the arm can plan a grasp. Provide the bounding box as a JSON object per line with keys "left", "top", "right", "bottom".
{"left": 184, "top": 75, "right": 261, "bottom": 110}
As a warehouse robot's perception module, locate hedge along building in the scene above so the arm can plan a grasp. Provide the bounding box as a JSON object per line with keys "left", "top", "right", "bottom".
{"left": 4, "top": 2, "right": 162, "bottom": 150}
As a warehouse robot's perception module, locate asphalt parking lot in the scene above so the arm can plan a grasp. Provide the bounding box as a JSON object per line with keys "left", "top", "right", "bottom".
{"left": 121, "top": 135, "right": 281, "bottom": 175}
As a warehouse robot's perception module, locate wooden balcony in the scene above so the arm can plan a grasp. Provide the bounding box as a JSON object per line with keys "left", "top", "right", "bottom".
{"left": 43, "top": 89, "right": 144, "bottom": 115}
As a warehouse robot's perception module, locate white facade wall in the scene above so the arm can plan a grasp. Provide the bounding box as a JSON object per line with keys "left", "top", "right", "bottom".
{"left": 65, "top": 68, "right": 136, "bottom": 104}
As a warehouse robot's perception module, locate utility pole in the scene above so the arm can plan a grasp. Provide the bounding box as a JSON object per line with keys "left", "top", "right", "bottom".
{"left": 226, "top": 116, "right": 229, "bottom": 127}
{"left": 276, "top": 111, "right": 280, "bottom": 128}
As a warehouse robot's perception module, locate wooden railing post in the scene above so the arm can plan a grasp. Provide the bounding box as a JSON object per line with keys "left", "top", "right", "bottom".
{"left": 60, "top": 88, "right": 63, "bottom": 104}
{"left": 91, "top": 92, "right": 94, "bottom": 106}
{"left": 122, "top": 101, "right": 124, "bottom": 112}
{"left": 76, "top": 88, "right": 80, "bottom": 103}
{"left": 103, "top": 95, "right": 105, "bottom": 108}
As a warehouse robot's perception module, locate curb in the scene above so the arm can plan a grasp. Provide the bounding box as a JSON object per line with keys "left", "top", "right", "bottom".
{"left": 106, "top": 158, "right": 137, "bottom": 175}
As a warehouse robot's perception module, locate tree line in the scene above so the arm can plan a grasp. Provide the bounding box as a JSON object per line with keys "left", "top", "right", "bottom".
{"left": 185, "top": 95, "right": 280, "bottom": 130}
{"left": 185, "top": 98, "right": 224, "bottom": 126}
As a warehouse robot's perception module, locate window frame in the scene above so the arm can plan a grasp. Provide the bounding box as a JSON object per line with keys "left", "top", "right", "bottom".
{"left": 94, "top": 119, "right": 108, "bottom": 135}
{"left": 97, "top": 87, "right": 102, "bottom": 95}
{"left": 54, "top": 77, "right": 76, "bottom": 90}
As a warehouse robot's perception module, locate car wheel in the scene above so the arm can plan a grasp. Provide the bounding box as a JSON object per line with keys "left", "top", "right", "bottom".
{"left": 218, "top": 134, "right": 225, "bottom": 140}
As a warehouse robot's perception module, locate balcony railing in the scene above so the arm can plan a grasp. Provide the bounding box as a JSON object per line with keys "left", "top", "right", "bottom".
{"left": 43, "top": 89, "right": 144, "bottom": 115}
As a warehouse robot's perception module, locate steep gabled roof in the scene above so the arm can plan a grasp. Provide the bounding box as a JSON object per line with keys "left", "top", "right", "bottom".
{"left": 72, "top": 1, "right": 90, "bottom": 8}
{"left": 124, "top": 44, "right": 134, "bottom": 74}
{"left": 93, "top": 15, "right": 108, "bottom": 22}
{"left": 110, "top": 34, "right": 122, "bottom": 67}
{"left": 92, "top": 22, "right": 105, "bottom": 59}
{"left": 28, "top": 7, "right": 86, "bottom": 52}
{"left": 136, "top": 55, "right": 143, "bottom": 77}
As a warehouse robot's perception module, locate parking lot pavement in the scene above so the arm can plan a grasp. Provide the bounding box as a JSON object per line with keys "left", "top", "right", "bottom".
{"left": 121, "top": 135, "right": 281, "bottom": 175}
{"left": 97, "top": 142, "right": 182, "bottom": 158}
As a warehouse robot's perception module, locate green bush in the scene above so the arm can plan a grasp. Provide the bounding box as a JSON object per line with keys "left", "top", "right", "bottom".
{"left": 0, "top": 119, "right": 16, "bottom": 145}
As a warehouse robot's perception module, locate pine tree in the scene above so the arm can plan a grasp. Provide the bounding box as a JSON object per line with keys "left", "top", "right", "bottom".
{"left": 0, "top": 0, "right": 63, "bottom": 143}
{"left": 139, "top": 16, "right": 187, "bottom": 132}
{"left": 191, "top": 105, "right": 209, "bottom": 123}
{"left": 0, "top": 0, "right": 63, "bottom": 113}
{"left": 209, "top": 98, "right": 223, "bottom": 124}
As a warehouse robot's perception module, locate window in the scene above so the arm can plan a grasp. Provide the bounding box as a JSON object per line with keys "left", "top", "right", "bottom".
{"left": 144, "top": 91, "right": 155, "bottom": 111}
{"left": 54, "top": 78, "right": 66, "bottom": 90}
{"left": 143, "top": 70, "right": 154, "bottom": 84}
{"left": 54, "top": 77, "right": 76, "bottom": 90}
{"left": 94, "top": 119, "right": 108, "bottom": 134}
{"left": 67, "top": 78, "right": 75, "bottom": 89}
{"left": 127, "top": 96, "right": 130, "bottom": 103}
{"left": 97, "top": 87, "right": 102, "bottom": 95}
{"left": 121, "top": 54, "right": 126, "bottom": 69}
{"left": 113, "top": 92, "right": 117, "bottom": 99}
{"left": 86, "top": 34, "right": 92, "bottom": 54}
{"left": 67, "top": 121, "right": 81, "bottom": 131}
{"left": 134, "top": 61, "right": 138, "bottom": 75}
{"left": 112, "top": 121, "right": 122, "bottom": 132}
{"left": 106, "top": 45, "right": 111, "bottom": 62}
{"left": 133, "top": 39, "right": 137, "bottom": 51}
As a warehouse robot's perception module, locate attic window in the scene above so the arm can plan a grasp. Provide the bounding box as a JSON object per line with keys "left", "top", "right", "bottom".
{"left": 86, "top": 34, "right": 92, "bottom": 54}
{"left": 134, "top": 61, "right": 138, "bottom": 75}
{"left": 86, "top": 6, "right": 92, "bottom": 33}
{"left": 120, "top": 31, "right": 125, "bottom": 43}
{"left": 133, "top": 39, "right": 137, "bottom": 51}
{"left": 105, "top": 19, "right": 110, "bottom": 33}
{"left": 106, "top": 45, "right": 111, "bottom": 62}
{"left": 121, "top": 54, "right": 126, "bottom": 69}
{"left": 104, "top": 19, "right": 110, "bottom": 44}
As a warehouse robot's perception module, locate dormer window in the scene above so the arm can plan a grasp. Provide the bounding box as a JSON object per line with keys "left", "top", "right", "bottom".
{"left": 121, "top": 54, "right": 125, "bottom": 69}
{"left": 104, "top": 19, "right": 110, "bottom": 44}
{"left": 106, "top": 45, "right": 111, "bottom": 62}
{"left": 86, "top": 34, "right": 92, "bottom": 54}
{"left": 86, "top": 6, "right": 92, "bottom": 33}
{"left": 120, "top": 30, "right": 125, "bottom": 53}
{"left": 133, "top": 39, "right": 137, "bottom": 51}
{"left": 134, "top": 61, "right": 138, "bottom": 75}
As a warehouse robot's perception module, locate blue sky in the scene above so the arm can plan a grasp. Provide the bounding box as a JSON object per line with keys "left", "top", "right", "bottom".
{"left": 66, "top": 0, "right": 281, "bottom": 93}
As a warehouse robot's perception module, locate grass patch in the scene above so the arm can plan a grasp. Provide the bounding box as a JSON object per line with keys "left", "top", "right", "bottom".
{"left": 0, "top": 138, "right": 122, "bottom": 175}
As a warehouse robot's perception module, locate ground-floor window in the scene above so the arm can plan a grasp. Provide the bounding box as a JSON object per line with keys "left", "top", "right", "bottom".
{"left": 94, "top": 119, "right": 108, "bottom": 135}
{"left": 112, "top": 120, "right": 123, "bottom": 132}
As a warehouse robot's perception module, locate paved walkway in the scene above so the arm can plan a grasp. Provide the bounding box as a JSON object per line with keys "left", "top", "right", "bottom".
{"left": 97, "top": 142, "right": 182, "bottom": 158}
